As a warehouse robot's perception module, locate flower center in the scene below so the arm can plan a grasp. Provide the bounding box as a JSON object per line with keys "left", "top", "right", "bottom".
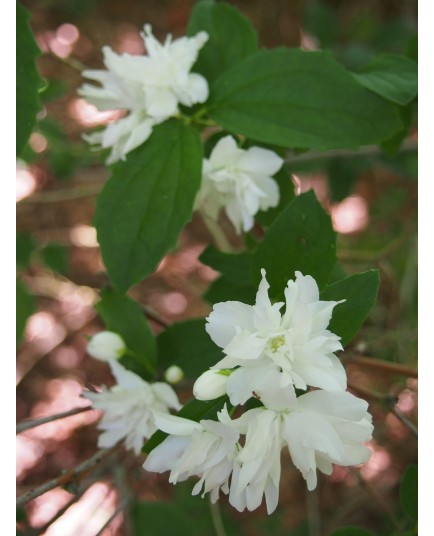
{"left": 269, "top": 335, "right": 285, "bottom": 352}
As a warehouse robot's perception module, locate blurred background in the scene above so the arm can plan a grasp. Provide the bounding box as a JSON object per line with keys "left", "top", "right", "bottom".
{"left": 16, "top": 0, "right": 417, "bottom": 534}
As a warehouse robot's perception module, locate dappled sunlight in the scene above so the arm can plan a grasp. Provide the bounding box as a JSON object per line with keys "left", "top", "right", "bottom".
{"left": 29, "top": 132, "right": 48, "bottom": 153}
{"left": 68, "top": 98, "right": 123, "bottom": 127}
{"left": 25, "top": 312, "right": 67, "bottom": 352}
{"left": 16, "top": 435, "right": 45, "bottom": 480}
{"left": 70, "top": 224, "right": 98, "bottom": 248}
{"left": 331, "top": 195, "right": 369, "bottom": 234}
{"left": 16, "top": 165, "right": 38, "bottom": 201}
{"left": 161, "top": 291, "right": 188, "bottom": 314}
{"left": 116, "top": 23, "right": 145, "bottom": 54}
{"left": 36, "top": 23, "right": 80, "bottom": 58}
{"left": 360, "top": 441, "right": 393, "bottom": 481}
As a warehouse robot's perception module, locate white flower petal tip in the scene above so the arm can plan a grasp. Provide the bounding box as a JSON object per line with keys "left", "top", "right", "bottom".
{"left": 164, "top": 365, "right": 184, "bottom": 384}
{"left": 193, "top": 370, "right": 229, "bottom": 400}
{"left": 83, "top": 361, "right": 181, "bottom": 453}
{"left": 195, "top": 136, "right": 283, "bottom": 234}
{"left": 78, "top": 25, "right": 209, "bottom": 163}
{"left": 86, "top": 331, "right": 126, "bottom": 362}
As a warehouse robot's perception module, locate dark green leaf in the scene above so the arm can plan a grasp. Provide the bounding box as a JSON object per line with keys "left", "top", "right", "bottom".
{"left": 40, "top": 243, "right": 69, "bottom": 274}
{"left": 16, "top": 233, "right": 36, "bottom": 270}
{"left": 17, "top": 279, "right": 35, "bottom": 345}
{"left": 95, "top": 120, "right": 203, "bottom": 292}
{"left": 256, "top": 165, "right": 295, "bottom": 227}
{"left": 204, "top": 276, "right": 257, "bottom": 305}
{"left": 381, "top": 102, "right": 415, "bottom": 155}
{"left": 400, "top": 464, "right": 418, "bottom": 521}
{"left": 406, "top": 33, "right": 418, "bottom": 63}
{"left": 95, "top": 288, "right": 157, "bottom": 375}
{"left": 131, "top": 500, "right": 192, "bottom": 536}
{"left": 252, "top": 190, "right": 336, "bottom": 298}
{"left": 327, "top": 157, "right": 371, "bottom": 202}
{"left": 187, "top": 0, "right": 258, "bottom": 84}
{"left": 16, "top": 3, "right": 42, "bottom": 156}
{"left": 200, "top": 246, "right": 254, "bottom": 286}
{"left": 157, "top": 319, "right": 222, "bottom": 377}
{"left": 144, "top": 396, "right": 228, "bottom": 453}
{"left": 327, "top": 528, "right": 375, "bottom": 536}
{"left": 210, "top": 48, "right": 402, "bottom": 150}
{"left": 303, "top": 0, "right": 339, "bottom": 48}
{"left": 320, "top": 270, "right": 380, "bottom": 346}
{"left": 353, "top": 54, "right": 418, "bottom": 106}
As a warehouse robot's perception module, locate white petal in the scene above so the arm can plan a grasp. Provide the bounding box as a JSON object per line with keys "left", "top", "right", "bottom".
{"left": 152, "top": 382, "right": 182, "bottom": 410}
{"left": 206, "top": 301, "right": 255, "bottom": 348}
{"left": 153, "top": 411, "right": 203, "bottom": 435}
{"left": 237, "top": 146, "right": 283, "bottom": 176}
{"left": 193, "top": 370, "right": 229, "bottom": 401}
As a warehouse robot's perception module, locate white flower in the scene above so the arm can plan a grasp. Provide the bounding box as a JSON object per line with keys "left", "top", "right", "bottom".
{"left": 78, "top": 26, "right": 209, "bottom": 163}
{"left": 84, "top": 359, "right": 181, "bottom": 454}
{"left": 204, "top": 270, "right": 346, "bottom": 405}
{"left": 227, "top": 383, "right": 373, "bottom": 512}
{"left": 87, "top": 331, "right": 126, "bottom": 362}
{"left": 144, "top": 406, "right": 239, "bottom": 503}
{"left": 195, "top": 136, "right": 283, "bottom": 233}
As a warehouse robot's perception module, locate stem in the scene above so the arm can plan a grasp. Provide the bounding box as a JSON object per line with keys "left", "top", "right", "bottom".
{"left": 209, "top": 498, "right": 227, "bottom": 536}
{"left": 94, "top": 498, "right": 131, "bottom": 536}
{"left": 16, "top": 406, "right": 93, "bottom": 434}
{"left": 46, "top": 51, "right": 86, "bottom": 72}
{"left": 200, "top": 210, "right": 234, "bottom": 252}
{"left": 16, "top": 447, "right": 116, "bottom": 508}
{"left": 286, "top": 138, "right": 417, "bottom": 165}
{"left": 306, "top": 488, "right": 321, "bottom": 536}
{"left": 344, "top": 354, "right": 417, "bottom": 378}
{"left": 141, "top": 303, "right": 171, "bottom": 328}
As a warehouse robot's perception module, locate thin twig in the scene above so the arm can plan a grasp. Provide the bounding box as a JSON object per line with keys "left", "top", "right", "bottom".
{"left": 345, "top": 354, "right": 417, "bottom": 378}
{"left": 19, "top": 182, "right": 104, "bottom": 204}
{"left": 286, "top": 138, "right": 417, "bottom": 165}
{"left": 46, "top": 51, "right": 86, "bottom": 72}
{"left": 94, "top": 498, "right": 131, "bottom": 536}
{"left": 200, "top": 210, "right": 234, "bottom": 253}
{"left": 390, "top": 407, "right": 418, "bottom": 436}
{"left": 16, "top": 405, "right": 93, "bottom": 434}
{"left": 338, "top": 231, "right": 415, "bottom": 263}
{"left": 140, "top": 304, "right": 171, "bottom": 328}
{"left": 16, "top": 447, "right": 116, "bottom": 508}
{"left": 349, "top": 468, "right": 403, "bottom": 534}
{"left": 209, "top": 497, "right": 227, "bottom": 536}
{"left": 306, "top": 487, "right": 321, "bottom": 536}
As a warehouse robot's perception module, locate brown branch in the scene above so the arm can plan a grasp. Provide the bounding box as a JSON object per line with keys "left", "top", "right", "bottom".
{"left": 344, "top": 354, "right": 417, "bottom": 378}
{"left": 140, "top": 303, "right": 171, "bottom": 328}
{"left": 16, "top": 406, "right": 93, "bottom": 434}
{"left": 16, "top": 447, "right": 117, "bottom": 508}
{"left": 94, "top": 497, "right": 132, "bottom": 536}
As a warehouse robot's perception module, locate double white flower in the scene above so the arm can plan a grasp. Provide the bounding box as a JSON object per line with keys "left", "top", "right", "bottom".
{"left": 195, "top": 136, "right": 283, "bottom": 233}
{"left": 84, "top": 335, "right": 181, "bottom": 454}
{"left": 195, "top": 270, "right": 346, "bottom": 405}
{"left": 79, "top": 25, "right": 209, "bottom": 163}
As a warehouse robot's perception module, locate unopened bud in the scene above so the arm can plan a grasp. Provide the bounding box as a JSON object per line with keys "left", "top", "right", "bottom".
{"left": 193, "top": 369, "right": 228, "bottom": 401}
{"left": 87, "top": 331, "right": 126, "bottom": 362}
{"left": 164, "top": 365, "right": 184, "bottom": 384}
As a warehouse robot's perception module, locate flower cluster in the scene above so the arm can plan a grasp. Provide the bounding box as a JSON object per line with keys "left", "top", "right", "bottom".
{"left": 79, "top": 25, "right": 209, "bottom": 163}
{"left": 195, "top": 136, "right": 283, "bottom": 233}
{"left": 144, "top": 271, "right": 373, "bottom": 513}
{"left": 83, "top": 331, "right": 181, "bottom": 454}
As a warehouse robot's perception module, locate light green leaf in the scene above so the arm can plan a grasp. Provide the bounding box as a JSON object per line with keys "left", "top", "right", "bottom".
{"left": 400, "top": 464, "right": 418, "bottom": 521}
{"left": 157, "top": 319, "right": 222, "bottom": 378}
{"left": 16, "top": 3, "right": 42, "bottom": 156}
{"left": 144, "top": 396, "right": 229, "bottom": 453}
{"left": 94, "top": 120, "right": 203, "bottom": 292}
{"left": 95, "top": 288, "right": 157, "bottom": 376}
{"left": 353, "top": 53, "right": 418, "bottom": 106}
{"left": 16, "top": 279, "right": 35, "bottom": 346}
{"left": 210, "top": 48, "right": 402, "bottom": 150}
{"left": 320, "top": 270, "right": 380, "bottom": 346}
{"left": 187, "top": 0, "right": 258, "bottom": 84}
{"left": 200, "top": 246, "right": 254, "bottom": 287}
{"left": 252, "top": 190, "right": 336, "bottom": 298}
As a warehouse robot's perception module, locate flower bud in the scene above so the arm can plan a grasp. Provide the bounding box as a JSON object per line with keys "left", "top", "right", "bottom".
{"left": 164, "top": 365, "right": 184, "bottom": 384}
{"left": 193, "top": 370, "right": 229, "bottom": 401}
{"left": 87, "top": 331, "right": 126, "bottom": 362}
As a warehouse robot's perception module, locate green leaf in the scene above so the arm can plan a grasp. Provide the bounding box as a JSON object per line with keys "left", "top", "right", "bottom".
{"left": 327, "top": 528, "right": 375, "bottom": 536}
{"left": 400, "top": 464, "right": 418, "bottom": 521}
{"left": 204, "top": 276, "right": 257, "bottom": 305}
{"left": 157, "top": 319, "right": 222, "bottom": 378}
{"left": 95, "top": 288, "right": 157, "bottom": 375}
{"left": 187, "top": 0, "right": 258, "bottom": 84}
{"left": 256, "top": 165, "right": 295, "bottom": 227}
{"left": 40, "top": 243, "right": 69, "bottom": 274}
{"left": 200, "top": 246, "right": 254, "bottom": 287}
{"left": 16, "top": 3, "right": 42, "bottom": 156}
{"left": 94, "top": 120, "right": 203, "bottom": 292}
{"left": 17, "top": 279, "right": 35, "bottom": 345}
{"left": 252, "top": 190, "right": 336, "bottom": 298}
{"left": 210, "top": 48, "right": 402, "bottom": 150}
{"left": 327, "top": 157, "right": 371, "bottom": 202}
{"left": 353, "top": 54, "right": 418, "bottom": 106}
{"left": 406, "top": 33, "right": 418, "bottom": 63}
{"left": 320, "top": 270, "right": 380, "bottom": 346}
{"left": 144, "top": 396, "right": 228, "bottom": 453}
{"left": 131, "top": 500, "right": 192, "bottom": 536}
{"left": 16, "top": 233, "right": 36, "bottom": 270}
